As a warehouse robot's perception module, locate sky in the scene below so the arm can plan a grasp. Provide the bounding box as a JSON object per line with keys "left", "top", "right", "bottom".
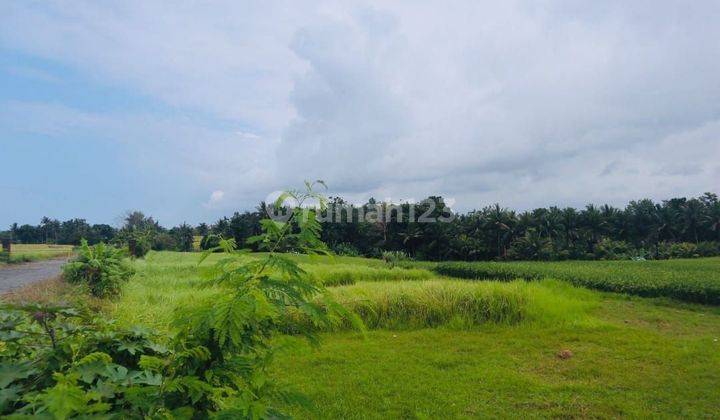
{"left": 1, "top": 1, "right": 719, "bottom": 227}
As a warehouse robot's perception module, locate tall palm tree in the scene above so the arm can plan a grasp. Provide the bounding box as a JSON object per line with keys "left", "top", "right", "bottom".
{"left": 560, "top": 207, "right": 580, "bottom": 249}
{"left": 581, "top": 205, "right": 605, "bottom": 252}
{"left": 399, "top": 224, "right": 423, "bottom": 256}
{"left": 681, "top": 199, "right": 704, "bottom": 243}
{"left": 483, "top": 204, "right": 515, "bottom": 258}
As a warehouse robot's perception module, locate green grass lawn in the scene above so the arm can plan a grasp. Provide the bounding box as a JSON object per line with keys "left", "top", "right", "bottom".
{"left": 110, "top": 252, "right": 720, "bottom": 417}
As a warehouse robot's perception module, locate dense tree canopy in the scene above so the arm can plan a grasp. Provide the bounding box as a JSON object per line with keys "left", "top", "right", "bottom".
{"left": 3, "top": 193, "right": 719, "bottom": 260}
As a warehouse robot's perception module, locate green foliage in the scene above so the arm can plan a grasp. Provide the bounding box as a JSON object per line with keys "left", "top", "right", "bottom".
{"left": 2, "top": 183, "right": 360, "bottom": 418}
{"left": 332, "top": 242, "right": 360, "bottom": 257}
{"left": 433, "top": 257, "right": 720, "bottom": 304}
{"left": 200, "top": 233, "right": 222, "bottom": 251}
{"left": 0, "top": 303, "right": 167, "bottom": 417}
{"left": 593, "top": 238, "right": 638, "bottom": 260}
{"left": 62, "top": 240, "right": 134, "bottom": 298}
{"left": 0, "top": 301, "right": 314, "bottom": 418}
{"left": 126, "top": 230, "right": 154, "bottom": 258}
{"left": 168, "top": 181, "right": 362, "bottom": 416}
{"left": 507, "top": 228, "right": 553, "bottom": 260}
{"left": 656, "top": 241, "right": 700, "bottom": 259}
{"left": 381, "top": 250, "right": 410, "bottom": 268}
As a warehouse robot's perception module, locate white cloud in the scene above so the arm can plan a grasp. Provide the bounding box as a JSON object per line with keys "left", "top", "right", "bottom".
{"left": 204, "top": 190, "right": 225, "bottom": 209}
{"left": 2, "top": 0, "right": 720, "bottom": 223}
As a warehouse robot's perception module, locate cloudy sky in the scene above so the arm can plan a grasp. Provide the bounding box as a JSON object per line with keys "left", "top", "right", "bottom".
{"left": 1, "top": 1, "right": 719, "bottom": 227}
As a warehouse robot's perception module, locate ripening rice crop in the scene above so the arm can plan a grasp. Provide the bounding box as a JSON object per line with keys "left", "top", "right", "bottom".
{"left": 304, "top": 264, "right": 434, "bottom": 286}
{"left": 284, "top": 279, "right": 597, "bottom": 331}
{"left": 433, "top": 257, "right": 720, "bottom": 304}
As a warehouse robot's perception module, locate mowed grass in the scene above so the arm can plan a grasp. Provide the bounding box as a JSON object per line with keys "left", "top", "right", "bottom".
{"left": 434, "top": 258, "right": 720, "bottom": 304}
{"left": 271, "top": 297, "right": 720, "bottom": 418}
{"left": 110, "top": 251, "right": 720, "bottom": 417}
{"left": 0, "top": 244, "right": 74, "bottom": 264}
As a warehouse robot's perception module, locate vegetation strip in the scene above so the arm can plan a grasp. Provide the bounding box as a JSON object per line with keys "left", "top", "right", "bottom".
{"left": 433, "top": 258, "right": 720, "bottom": 304}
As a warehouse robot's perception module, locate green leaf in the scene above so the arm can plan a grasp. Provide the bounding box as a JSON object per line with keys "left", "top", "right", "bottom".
{"left": 0, "top": 362, "right": 35, "bottom": 388}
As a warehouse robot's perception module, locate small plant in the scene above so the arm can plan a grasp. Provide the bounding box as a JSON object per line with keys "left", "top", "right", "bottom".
{"left": 62, "top": 240, "right": 134, "bottom": 298}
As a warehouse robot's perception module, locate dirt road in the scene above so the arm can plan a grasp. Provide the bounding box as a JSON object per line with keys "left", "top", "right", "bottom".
{"left": 0, "top": 258, "right": 68, "bottom": 293}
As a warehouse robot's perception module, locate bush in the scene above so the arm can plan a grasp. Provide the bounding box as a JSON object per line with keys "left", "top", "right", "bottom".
{"left": 62, "top": 240, "right": 134, "bottom": 298}
{"left": 0, "top": 302, "right": 306, "bottom": 418}
{"left": 594, "top": 239, "right": 635, "bottom": 260}
{"left": 657, "top": 242, "right": 699, "bottom": 259}
{"left": 128, "top": 236, "right": 152, "bottom": 258}
{"left": 697, "top": 241, "right": 720, "bottom": 257}
{"left": 332, "top": 242, "right": 360, "bottom": 257}
{"left": 381, "top": 250, "right": 410, "bottom": 268}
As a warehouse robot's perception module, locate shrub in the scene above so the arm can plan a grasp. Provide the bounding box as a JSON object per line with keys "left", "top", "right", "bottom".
{"left": 332, "top": 242, "right": 360, "bottom": 257}
{"left": 382, "top": 250, "right": 410, "bottom": 268}
{"left": 0, "top": 303, "right": 164, "bottom": 417}
{"left": 657, "top": 242, "right": 699, "bottom": 259}
{"left": 62, "top": 240, "right": 134, "bottom": 298}
{"left": 128, "top": 235, "right": 152, "bottom": 258}
{"left": 594, "top": 239, "right": 635, "bottom": 260}
{"left": 697, "top": 241, "right": 720, "bottom": 257}
{"left": 0, "top": 302, "right": 309, "bottom": 418}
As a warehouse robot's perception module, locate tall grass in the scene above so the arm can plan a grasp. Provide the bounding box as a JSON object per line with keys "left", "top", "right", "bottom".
{"left": 433, "top": 258, "right": 720, "bottom": 304}
{"left": 285, "top": 279, "right": 598, "bottom": 331}
{"left": 323, "top": 280, "right": 528, "bottom": 329}
{"left": 306, "top": 264, "right": 433, "bottom": 286}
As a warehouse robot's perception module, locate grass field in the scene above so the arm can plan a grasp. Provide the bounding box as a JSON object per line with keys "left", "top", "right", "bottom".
{"left": 433, "top": 258, "right": 720, "bottom": 304}
{"left": 106, "top": 251, "right": 720, "bottom": 417}
{"left": 0, "top": 243, "right": 74, "bottom": 264}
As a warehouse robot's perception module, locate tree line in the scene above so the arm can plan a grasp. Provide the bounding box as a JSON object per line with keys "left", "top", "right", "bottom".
{"left": 3, "top": 192, "right": 720, "bottom": 261}
{"left": 1, "top": 212, "right": 195, "bottom": 254}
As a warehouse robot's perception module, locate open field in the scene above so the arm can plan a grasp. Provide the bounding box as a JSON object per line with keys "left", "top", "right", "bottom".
{"left": 0, "top": 244, "right": 74, "bottom": 264}
{"left": 105, "top": 251, "right": 720, "bottom": 417}
{"left": 433, "top": 258, "right": 720, "bottom": 304}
